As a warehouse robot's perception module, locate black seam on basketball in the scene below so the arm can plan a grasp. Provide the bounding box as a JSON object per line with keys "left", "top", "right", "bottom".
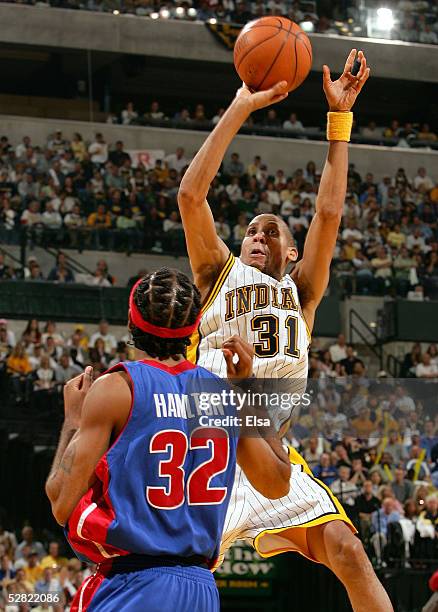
{"left": 255, "top": 18, "right": 293, "bottom": 91}
{"left": 290, "top": 34, "right": 298, "bottom": 89}
{"left": 297, "top": 32, "right": 312, "bottom": 62}
{"left": 235, "top": 28, "right": 283, "bottom": 71}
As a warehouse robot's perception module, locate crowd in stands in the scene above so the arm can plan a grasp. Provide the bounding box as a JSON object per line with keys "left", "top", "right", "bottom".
{"left": 0, "top": 130, "right": 437, "bottom": 298}
{"left": 3, "top": 0, "right": 438, "bottom": 46}
{"left": 0, "top": 527, "right": 98, "bottom": 611}
{"left": 294, "top": 332, "right": 438, "bottom": 567}
{"left": 0, "top": 317, "right": 133, "bottom": 411}
{"left": 110, "top": 101, "right": 438, "bottom": 150}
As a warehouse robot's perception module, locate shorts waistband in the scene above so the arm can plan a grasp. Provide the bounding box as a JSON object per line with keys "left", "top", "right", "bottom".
{"left": 101, "top": 554, "right": 210, "bottom": 576}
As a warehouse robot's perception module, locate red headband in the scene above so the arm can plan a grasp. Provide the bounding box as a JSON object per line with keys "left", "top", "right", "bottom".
{"left": 129, "top": 277, "right": 201, "bottom": 338}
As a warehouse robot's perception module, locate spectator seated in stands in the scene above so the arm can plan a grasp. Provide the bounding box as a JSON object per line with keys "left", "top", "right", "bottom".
{"left": 55, "top": 353, "right": 82, "bottom": 385}
{"left": 5, "top": 567, "right": 34, "bottom": 601}
{"left": 414, "top": 494, "right": 438, "bottom": 561}
{"left": 40, "top": 542, "right": 68, "bottom": 574}
{"left": 355, "top": 479, "right": 381, "bottom": 542}
{"left": 15, "top": 527, "right": 45, "bottom": 561}
{"left": 416, "top": 353, "right": 438, "bottom": 379}
{"left": 330, "top": 465, "right": 359, "bottom": 513}
{"left": 371, "top": 497, "right": 402, "bottom": 564}
{"left": 392, "top": 467, "right": 415, "bottom": 504}
{"left": 89, "top": 319, "right": 117, "bottom": 356}
{"left": 6, "top": 342, "right": 32, "bottom": 403}
{"left": 47, "top": 252, "right": 75, "bottom": 283}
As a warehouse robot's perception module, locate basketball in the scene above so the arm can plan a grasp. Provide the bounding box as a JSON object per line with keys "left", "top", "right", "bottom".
{"left": 233, "top": 17, "right": 312, "bottom": 92}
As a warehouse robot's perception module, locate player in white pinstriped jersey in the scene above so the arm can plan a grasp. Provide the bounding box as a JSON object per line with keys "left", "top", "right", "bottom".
{"left": 178, "top": 49, "right": 393, "bottom": 612}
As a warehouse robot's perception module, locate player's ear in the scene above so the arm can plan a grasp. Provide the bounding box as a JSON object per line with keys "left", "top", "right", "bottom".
{"left": 286, "top": 246, "right": 298, "bottom": 263}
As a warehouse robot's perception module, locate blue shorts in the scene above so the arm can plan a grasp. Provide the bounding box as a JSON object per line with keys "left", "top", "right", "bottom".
{"left": 72, "top": 561, "right": 219, "bottom": 612}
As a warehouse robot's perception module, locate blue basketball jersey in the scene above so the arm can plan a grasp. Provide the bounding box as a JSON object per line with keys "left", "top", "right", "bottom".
{"left": 66, "top": 359, "right": 237, "bottom": 567}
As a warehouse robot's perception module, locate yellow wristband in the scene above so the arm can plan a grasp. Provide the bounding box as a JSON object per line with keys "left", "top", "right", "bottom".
{"left": 327, "top": 111, "right": 353, "bottom": 142}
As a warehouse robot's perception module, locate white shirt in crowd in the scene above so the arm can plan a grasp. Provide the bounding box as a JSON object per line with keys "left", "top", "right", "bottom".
{"left": 88, "top": 141, "right": 108, "bottom": 164}
{"left": 42, "top": 210, "right": 63, "bottom": 229}
{"left": 395, "top": 395, "right": 416, "bottom": 414}
{"left": 163, "top": 219, "right": 182, "bottom": 232}
{"left": 415, "top": 363, "right": 438, "bottom": 378}
{"left": 288, "top": 214, "right": 309, "bottom": 230}
{"left": 89, "top": 331, "right": 117, "bottom": 354}
{"left": 323, "top": 412, "right": 349, "bottom": 438}
{"left": 215, "top": 221, "right": 231, "bottom": 241}
{"left": 121, "top": 108, "right": 138, "bottom": 125}
{"left": 280, "top": 200, "right": 294, "bottom": 216}
{"left": 330, "top": 479, "right": 359, "bottom": 507}
{"left": 413, "top": 173, "right": 434, "bottom": 191}
{"left": 342, "top": 228, "right": 363, "bottom": 242}
{"left": 329, "top": 343, "right": 348, "bottom": 363}
{"left": 164, "top": 153, "right": 189, "bottom": 173}
{"left": 266, "top": 190, "right": 281, "bottom": 206}
{"left": 283, "top": 118, "right": 304, "bottom": 131}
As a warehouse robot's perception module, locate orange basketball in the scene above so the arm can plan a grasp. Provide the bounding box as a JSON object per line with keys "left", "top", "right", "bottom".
{"left": 234, "top": 17, "right": 312, "bottom": 92}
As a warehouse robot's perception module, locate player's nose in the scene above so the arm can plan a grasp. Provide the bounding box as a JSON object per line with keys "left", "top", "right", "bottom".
{"left": 253, "top": 231, "right": 267, "bottom": 243}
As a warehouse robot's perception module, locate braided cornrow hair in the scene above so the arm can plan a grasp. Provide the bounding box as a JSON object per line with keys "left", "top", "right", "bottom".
{"left": 130, "top": 267, "right": 201, "bottom": 360}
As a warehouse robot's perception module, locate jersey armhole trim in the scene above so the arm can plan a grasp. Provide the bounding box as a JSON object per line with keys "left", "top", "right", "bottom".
{"left": 202, "top": 252, "right": 235, "bottom": 315}
{"left": 102, "top": 363, "right": 135, "bottom": 454}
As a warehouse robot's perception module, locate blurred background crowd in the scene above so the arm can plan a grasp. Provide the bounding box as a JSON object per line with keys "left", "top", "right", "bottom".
{"left": 1, "top": 0, "right": 438, "bottom": 46}
{"left": 0, "top": 130, "right": 437, "bottom": 298}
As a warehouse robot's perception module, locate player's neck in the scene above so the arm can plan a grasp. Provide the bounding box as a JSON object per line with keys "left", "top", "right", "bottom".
{"left": 133, "top": 348, "right": 186, "bottom": 366}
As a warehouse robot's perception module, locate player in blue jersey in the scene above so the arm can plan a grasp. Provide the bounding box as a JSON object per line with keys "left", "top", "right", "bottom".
{"left": 46, "top": 267, "right": 291, "bottom": 612}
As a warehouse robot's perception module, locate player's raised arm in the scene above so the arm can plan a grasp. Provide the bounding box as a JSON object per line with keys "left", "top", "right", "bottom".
{"left": 46, "top": 369, "right": 131, "bottom": 525}
{"left": 223, "top": 336, "right": 291, "bottom": 499}
{"left": 292, "top": 49, "right": 370, "bottom": 331}
{"left": 178, "top": 82, "right": 289, "bottom": 298}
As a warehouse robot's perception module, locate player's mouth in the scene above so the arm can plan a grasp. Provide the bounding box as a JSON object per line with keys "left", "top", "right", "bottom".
{"left": 249, "top": 247, "right": 267, "bottom": 263}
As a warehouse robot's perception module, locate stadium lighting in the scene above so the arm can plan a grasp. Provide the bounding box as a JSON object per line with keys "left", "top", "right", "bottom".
{"left": 208, "top": 17, "right": 217, "bottom": 24}
{"left": 376, "top": 7, "right": 394, "bottom": 30}
{"left": 160, "top": 8, "right": 171, "bottom": 18}
{"left": 300, "top": 20, "right": 314, "bottom": 32}
{"left": 150, "top": 11, "right": 159, "bottom": 19}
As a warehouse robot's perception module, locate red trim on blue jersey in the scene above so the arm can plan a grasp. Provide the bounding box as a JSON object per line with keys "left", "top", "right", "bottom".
{"left": 66, "top": 455, "right": 130, "bottom": 564}
{"left": 70, "top": 563, "right": 111, "bottom": 612}
{"left": 140, "top": 359, "right": 197, "bottom": 374}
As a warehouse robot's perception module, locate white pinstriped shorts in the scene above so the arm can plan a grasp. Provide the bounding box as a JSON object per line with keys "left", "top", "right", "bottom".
{"left": 217, "top": 458, "right": 353, "bottom": 567}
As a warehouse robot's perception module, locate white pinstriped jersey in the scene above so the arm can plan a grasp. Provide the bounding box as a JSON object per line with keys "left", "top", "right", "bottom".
{"left": 188, "top": 255, "right": 353, "bottom": 561}
{"left": 192, "top": 255, "right": 309, "bottom": 428}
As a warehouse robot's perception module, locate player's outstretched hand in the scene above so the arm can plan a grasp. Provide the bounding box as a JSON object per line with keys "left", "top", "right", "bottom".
{"left": 63, "top": 365, "right": 94, "bottom": 427}
{"left": 235, "top": 81, "right": 289, "bottom": 113}
{"left": 323, "top": 49, "right": 370, "bottom": 112}
{"left": 222, "top": 335, "right": 254, "bottom": 379}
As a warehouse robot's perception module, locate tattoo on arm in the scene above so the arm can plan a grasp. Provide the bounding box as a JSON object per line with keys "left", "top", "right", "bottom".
{"left": 58, "top": 444, "right": 76, "bottom": 475}
{"left": 47, "top": 426, "right": 77, "bottom": 482}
